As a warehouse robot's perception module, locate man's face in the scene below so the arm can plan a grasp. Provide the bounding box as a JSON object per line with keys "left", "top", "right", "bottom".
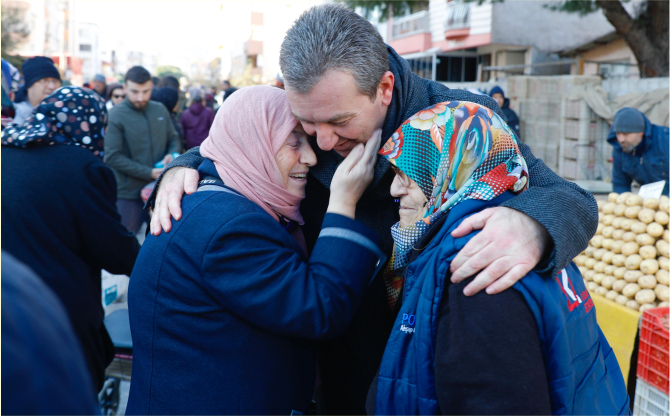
{"left": 616, "top": 132, "right": 644, "bottom": 153}
{"left": 492, "top": 93, "right": 504, "bottom": 108}
{"left": 93, "top": 80, "right": 106, "bottom": 95}
{"left": 124, "top": 80, "right": 153, "bottom": 111}
{"left": 286, "top": 70, "right": 393, "bottom": 157}
{"left": 27, "top": 77, "right": 61, "bottom": 106}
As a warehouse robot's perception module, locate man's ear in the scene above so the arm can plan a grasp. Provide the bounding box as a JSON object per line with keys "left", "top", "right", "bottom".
{"left": 378, "top": 71, "right": 394, "bottom": 106}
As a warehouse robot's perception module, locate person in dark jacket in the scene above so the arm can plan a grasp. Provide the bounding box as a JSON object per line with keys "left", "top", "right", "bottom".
{"left": 2, "top": 252, "right": 101, "bottom": 415}
{"left": 1, "top": 87, "right": 141, "bottom": 391}
{"left": 367, "top": 101, "right": 629, "bottom": 415}
{"left": 12, "top": 56, "right": 62, "bottom": 126}
{"left": 92, "top": 74, "right": 108, "bottom": 101}
{"left": 221, "top": 80, "right": 237, "bottom": 101}
{"left": 152, "top": 86, "right": 183, "bottom": 141}
{"left": 180, "top": 94, "right": 214, "bottom": 149}
{"left": 607, "top": 107, "right": 669, "bottom": 195}
{"left": 127, "top": 86, "right": 384, "bottom": 415}
{"left": 145, "top": 5, "right": 598, "bottom": 413}
{"left": 490, "top": 85, "right": 522, "bottom": 142}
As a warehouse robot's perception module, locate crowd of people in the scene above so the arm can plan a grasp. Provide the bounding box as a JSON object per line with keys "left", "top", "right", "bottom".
{"left": 1, "top": 3, "right": 646, "bottom": 415}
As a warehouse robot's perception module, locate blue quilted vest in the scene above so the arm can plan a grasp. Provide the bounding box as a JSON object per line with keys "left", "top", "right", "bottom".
{"left": 374, "top": 193, "right": 630, "bottom": 415}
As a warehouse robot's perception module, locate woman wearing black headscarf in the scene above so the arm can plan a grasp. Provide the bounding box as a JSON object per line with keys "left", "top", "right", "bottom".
{"left": 153, "top": 86, "right": 183, "bottom": 142}
{"left": 1, "top": 86, "right": 140, "bottom": 392}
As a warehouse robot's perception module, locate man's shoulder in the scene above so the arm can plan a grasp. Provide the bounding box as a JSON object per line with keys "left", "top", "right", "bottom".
{"left": 108, "top": 101, "right": 133, "bottom": 120}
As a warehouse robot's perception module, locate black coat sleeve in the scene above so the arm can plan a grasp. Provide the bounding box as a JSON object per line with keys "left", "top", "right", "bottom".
{"left": 501, "top": 140, "right": 599, "bottom": 277}
{"left": 78, "top": 161, "right": 140, "bottom": 275}
{"left": 435, "top": 276, "right": 552, "bottom": 415}
{"left": 145, "top": 146, "right": 205, "bottom": 209}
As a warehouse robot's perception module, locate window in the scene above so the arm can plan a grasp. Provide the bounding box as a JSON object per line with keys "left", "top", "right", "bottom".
{"left": 435, "top": 56, "right": 477, "bottom": 82}
{"left": 599, "top": 62, "right": 631, "bottom": 79}
{"left": 80, "top": 44, "right": 91, "bottom": 52}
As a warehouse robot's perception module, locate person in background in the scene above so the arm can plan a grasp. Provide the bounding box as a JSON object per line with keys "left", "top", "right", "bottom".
{"left": 106, "top": 83, "right": 124, "bottom": 110}
{"left": 158, "top": 75, "right": 180, "bottom": 90}
{"left": 105, "top": 66, "right": 181, "bottom": 233}
{"left": 490, "top": 85, "right": 522, "bottom": 142}
{"left": 12, "top": 56, "right": 62, "bottom": 126}
{"left": 607, "top": 107, "right": 669, "bottom": 195}
{"left": 93, "top": 74, "right": 107, "bottom": 101}
{"left": 222, "top": 80, "right": 237, "bottom": 101}
{"left": 276, "top": 73, "right": 285, "bottom": 89}
{"left": 153, "top": 86, "right": 183, "bottom": 142}
{"left": 151, "top": 76, "right": 160, "bottom": 91}
{"left": 2, "top": 59, "right": 20, "bottom": 128}
{"left": 180, "top": 94, "right": 214, "bottom": 149}
{"left": 2, "top": 253, "right": 101, "bottom": 415}
{"left": 2, "top": 87, "right": 140, "bottom": 392}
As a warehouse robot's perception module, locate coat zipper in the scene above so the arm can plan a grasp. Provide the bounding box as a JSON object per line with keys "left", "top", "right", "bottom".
{"left": 143, "top": 111, "right": 154, "bottom": 163}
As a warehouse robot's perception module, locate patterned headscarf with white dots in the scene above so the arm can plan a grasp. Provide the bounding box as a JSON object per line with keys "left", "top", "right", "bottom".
{"left": 2, "top": 86, "right": 107, "bottom": 158}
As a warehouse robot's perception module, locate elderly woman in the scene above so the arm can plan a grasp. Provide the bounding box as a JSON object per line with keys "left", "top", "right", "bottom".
{"left": 367, "top": 101, "right": 630, "bottom": 415}
{"left": 127, "top": 86, "right": 384, "bottom": 415}
{"left": 1, "top": 87, "right": 140, "bottom": 392}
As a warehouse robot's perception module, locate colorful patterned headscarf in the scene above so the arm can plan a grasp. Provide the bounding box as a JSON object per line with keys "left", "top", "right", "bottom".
{"left": 379, "top": 100, "right": 529, "bottom": 308}
{"left": 2, "top": 86, "right": 108, "bottom": 158}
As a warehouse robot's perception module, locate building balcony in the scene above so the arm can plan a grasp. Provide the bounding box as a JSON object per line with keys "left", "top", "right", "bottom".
{"left": 389, "top": 11, "right": 432, "bottom": 55}
{"left": 391, "top": 10, "right": 430, "bottom": 40}
{"left": 444, "top": 2, "right": 470, "bottom": 39}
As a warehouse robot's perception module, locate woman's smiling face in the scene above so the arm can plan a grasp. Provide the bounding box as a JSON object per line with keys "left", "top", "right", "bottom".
{"left": 390, "top": 168, "right": 428, "bottom": 228}
{"left": 275, "top": 123, "right": 317, "bottom": 198}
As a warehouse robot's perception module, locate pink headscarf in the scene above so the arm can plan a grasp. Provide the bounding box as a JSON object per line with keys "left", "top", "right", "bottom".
{"left": 200, "top": 86, "right": 307, "bottom": 245}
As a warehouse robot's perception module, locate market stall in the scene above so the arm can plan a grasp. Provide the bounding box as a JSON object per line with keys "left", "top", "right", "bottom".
{"left": 575, "top": 192, "right": 669, "bottom": 415}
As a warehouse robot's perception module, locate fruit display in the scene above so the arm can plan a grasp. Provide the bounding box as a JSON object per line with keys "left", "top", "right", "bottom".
{"left": 578, "top": 193, "right": 670, "bottom": 312}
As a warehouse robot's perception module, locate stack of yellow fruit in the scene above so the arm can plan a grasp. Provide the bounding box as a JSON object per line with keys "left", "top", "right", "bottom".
{"left": 575, "top": 193, "right": 670, "bottom": 312}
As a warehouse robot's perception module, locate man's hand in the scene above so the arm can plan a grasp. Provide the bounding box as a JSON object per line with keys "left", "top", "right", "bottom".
{"left": 151, "top": 168, "right": 165, "bottom": 180}
{"left": 449, "top": 207, "right": 550, "bottom": 296}
{"left": 150, "top": 167, "right": 200, "bottom": 235}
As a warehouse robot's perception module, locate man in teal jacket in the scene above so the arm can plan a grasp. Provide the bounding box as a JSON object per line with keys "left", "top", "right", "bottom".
{"left": 105, "top": 66, "right": 181, "bottom": 233}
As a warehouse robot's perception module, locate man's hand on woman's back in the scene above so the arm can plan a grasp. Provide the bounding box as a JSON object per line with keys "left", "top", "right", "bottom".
{"left": 150, "top": 167, "right": 199, "bottom": 235}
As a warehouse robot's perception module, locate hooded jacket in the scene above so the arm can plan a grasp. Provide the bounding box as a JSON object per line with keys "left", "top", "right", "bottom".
{"left": 607, "top": 112, "right": 669, "bottom": 195}
{"left": 490, "top": 86, "right": 522, "bottom": 142}
{"left": 180, "top": 101, "right": 214, "bottom": 149}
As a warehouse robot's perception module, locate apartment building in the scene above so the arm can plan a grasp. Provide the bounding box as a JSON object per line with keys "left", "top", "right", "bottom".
{"left": 385, "top": 0, "right": 616, "bottom": 83}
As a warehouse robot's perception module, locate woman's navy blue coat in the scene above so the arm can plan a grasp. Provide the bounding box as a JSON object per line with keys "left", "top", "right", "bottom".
{"left": 127, "top": 162, "right": 382, "bottom": 415}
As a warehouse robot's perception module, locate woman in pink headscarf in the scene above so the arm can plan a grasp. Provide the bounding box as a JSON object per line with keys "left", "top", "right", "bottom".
{"left": 127, "top": 86, "right": 384, "bottom": 415}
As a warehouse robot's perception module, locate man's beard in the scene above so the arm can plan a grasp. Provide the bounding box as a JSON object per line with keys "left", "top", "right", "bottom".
{"left": 130, "top": 101, "right": 148, "bottom": 111}
{"left": 621, "top": 144, "right": 636, "bottom": 154}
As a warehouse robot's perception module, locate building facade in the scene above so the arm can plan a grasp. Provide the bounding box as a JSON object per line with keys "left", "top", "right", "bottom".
{"left": 385, "top": 0, "right": 617, "bottom": 84}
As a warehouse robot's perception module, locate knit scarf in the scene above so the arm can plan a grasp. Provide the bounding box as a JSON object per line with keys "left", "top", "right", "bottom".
{"left": 380, "top": 100, "right": 529, "bottom": 309}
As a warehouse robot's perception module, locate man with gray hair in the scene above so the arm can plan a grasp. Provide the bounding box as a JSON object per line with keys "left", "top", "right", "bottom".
{"left": 147, "top": 4, "right": 598, "bottom": 413}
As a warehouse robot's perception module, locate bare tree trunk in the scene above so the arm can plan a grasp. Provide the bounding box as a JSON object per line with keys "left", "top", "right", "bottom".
{"left": 595, "top": 0, "right": 668, "bottom": 78}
